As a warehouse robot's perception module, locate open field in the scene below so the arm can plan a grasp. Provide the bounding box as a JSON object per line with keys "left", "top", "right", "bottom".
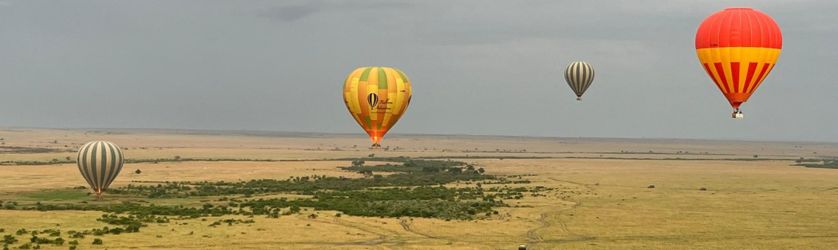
{"left": 1, "top": 129, "right": 838, "bottom": 249}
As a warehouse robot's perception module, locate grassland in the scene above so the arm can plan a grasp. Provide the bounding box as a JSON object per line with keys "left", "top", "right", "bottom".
{"left": 1, "top": 129, "right": 838, "bottom": 249}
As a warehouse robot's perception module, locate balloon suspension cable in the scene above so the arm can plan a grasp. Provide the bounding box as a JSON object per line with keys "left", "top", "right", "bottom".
{"left": 95, "top": 190, "right": 102, "bottom": 201}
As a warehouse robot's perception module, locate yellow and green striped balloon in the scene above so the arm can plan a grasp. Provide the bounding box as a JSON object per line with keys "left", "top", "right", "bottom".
{"left": 343, "top": 66, "right": 412, "bottom": 147}
{"left": 76, "top": 141, "right": 124, "bottom": 198}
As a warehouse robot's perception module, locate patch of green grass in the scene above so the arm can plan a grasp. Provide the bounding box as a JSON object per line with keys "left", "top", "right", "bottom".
{"left": 23, "top": 189, "right": 90, "bottom": 201}
{"left": 797, "top": 159, "right": 838, "bottom": 169}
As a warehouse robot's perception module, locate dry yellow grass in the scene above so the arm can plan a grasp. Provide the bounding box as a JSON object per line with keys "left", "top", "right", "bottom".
{"left": 1, "top": 129, "right": 838, "bottom": 249}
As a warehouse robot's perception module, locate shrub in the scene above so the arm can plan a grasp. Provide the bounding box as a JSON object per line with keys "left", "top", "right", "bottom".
{"left": 2, "top": 235, "right": 17, "bottom": 244}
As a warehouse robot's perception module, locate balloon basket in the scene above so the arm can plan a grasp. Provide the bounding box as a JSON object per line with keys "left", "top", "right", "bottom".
{"left": 731, "top": 110, "right": 744, "bottom": 119}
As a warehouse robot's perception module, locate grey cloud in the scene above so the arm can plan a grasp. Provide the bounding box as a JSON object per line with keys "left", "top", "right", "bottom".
{"left": 260, "top": 3, "right": 322, "bottom": 22}
{"left": 259, "top": 0, "right": 413, "bottom": 22}
{"left": 0, "top": 0, "right": 837, "bottom": 142}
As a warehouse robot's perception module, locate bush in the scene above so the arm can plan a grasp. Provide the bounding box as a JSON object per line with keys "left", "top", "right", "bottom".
{"left": 2, "top": 234, "right": 17, "bottom": 244}
{"left": 67, "top": 231, "right": 84, "bottom": 239}
{"left": 92, "top": 238, "right": 103, "bottom": 245}
{"left": 11, "top": 158, "right": 531, "bottom": 226}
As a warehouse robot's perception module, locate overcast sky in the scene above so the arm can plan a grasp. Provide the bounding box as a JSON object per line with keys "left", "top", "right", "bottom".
{"left": 1, "top": 0, "right": 836, "bottom": 142}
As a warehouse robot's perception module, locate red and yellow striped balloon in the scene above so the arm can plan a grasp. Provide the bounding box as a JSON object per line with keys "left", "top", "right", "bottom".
{"left": 343, "top": 67, "right": 412, "bottom": 147}
{"left": 695, "top": 7, "right": 782, "bottom": 117}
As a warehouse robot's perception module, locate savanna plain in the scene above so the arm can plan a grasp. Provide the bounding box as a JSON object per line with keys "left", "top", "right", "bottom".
{"left": 1, "top": 129, "right": 838, "bottom": 249}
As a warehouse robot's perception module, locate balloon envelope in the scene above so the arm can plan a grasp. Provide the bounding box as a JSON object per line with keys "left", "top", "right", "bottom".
{"left": 695, "top": 7, "right": 782, "bottom": 112}
{"left": 343, "top": 66, "right": 412, "bottom": 146}
{"left": 77, "top": 141, "right": 124, "bottom": 198}
{"left": 564, "top": 61, "right": 595, "bottom": 100}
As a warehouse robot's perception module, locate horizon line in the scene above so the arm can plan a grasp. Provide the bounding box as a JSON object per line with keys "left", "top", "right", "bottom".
{"left": 2, "top": 126, "right": 836, "bottom": 145}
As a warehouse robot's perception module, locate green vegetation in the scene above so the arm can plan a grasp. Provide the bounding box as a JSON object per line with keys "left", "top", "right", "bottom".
{"left": 0, "top": 157, "right": 551, "bottom": 248}
{"left": 51, "top": 158, "right": 516, "bottom": 220}
{"left": 23, "top": 189, "right": 89, "bottom": 201}
{"left": 111, "top": 159, "right": 497, "bottom": 199}
{"left": 2, "top": 234, "right": 18, "bottom": 245}
{"left": 208, "top": 218, "right": 254, "bottom": 227}
{"left": 796, "top": 159, "right": 838, "bottom": 169}
{"left": 0, "top": 146, "right": 66, "bottom": 154}
{"left": 237, "top": 186, "right": 498, "bottom": 219}
{"left": 0, "top": 230, "right": 65, "bottom": 250}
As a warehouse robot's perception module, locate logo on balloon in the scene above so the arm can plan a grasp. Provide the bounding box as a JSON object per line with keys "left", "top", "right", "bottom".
{"left": 367, "top": 93, "right": 379, "bottom": 110}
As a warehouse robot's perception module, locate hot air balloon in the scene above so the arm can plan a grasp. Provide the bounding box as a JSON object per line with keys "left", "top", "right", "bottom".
{"left": 695, "top": 7, "right": 782, "bottom": 119}
{"left": 343, "top": 66, "right": 412, "bottom": 148}
{"left": 77, "top": 141, "right": 124, "bottom": 199}
{"left": 564, "top": 61, "right": 595, "bottom": 101}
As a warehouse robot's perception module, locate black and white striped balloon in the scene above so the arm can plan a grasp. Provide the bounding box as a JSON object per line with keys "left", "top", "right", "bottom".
{"left": 564, "top": 61, "right": 595, "bottom": 100}
{"left": 76, "top": 141, "right": 124, "bottom": 198}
